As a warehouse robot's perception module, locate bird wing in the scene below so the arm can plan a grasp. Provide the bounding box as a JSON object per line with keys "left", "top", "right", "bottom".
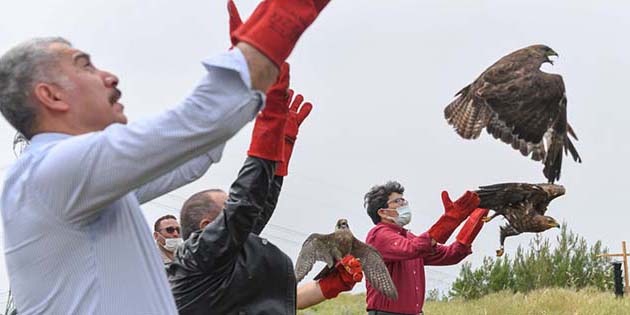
{"left": 351, "top": 238, "right": 398, "bottom": 300}
{"left": 295, "top": 233, "right": 336, "bottom": 283}
{"left": 479, "top": 70, "right": 566, "bottom": 161}
{"left": 476, "top": 182, "right": 543, "bottom": 210}
{"left": 444, "top": 51, "right": 527, "bottom": 140}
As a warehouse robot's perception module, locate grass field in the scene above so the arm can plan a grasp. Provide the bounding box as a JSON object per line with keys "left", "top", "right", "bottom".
{"left": 298, "top": 287, "right": 630, "bottom": 315}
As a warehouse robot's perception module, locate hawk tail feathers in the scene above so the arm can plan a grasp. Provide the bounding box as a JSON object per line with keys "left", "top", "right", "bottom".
{"left": 444, "top": 96, "right": 489, "bottom": 139}
{"left": 564, "top": 135, "right": 582, "bottom": 163}
{"left": 543, "top": 133, "right": 563, "bottom": 183}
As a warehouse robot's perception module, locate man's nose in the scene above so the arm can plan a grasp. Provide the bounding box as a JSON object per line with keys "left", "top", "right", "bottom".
{"left": 102, "top": 71, "right": 119, "bottom": 88}
{"left": 172, "top": 229, "right": 180, "bottom": 237}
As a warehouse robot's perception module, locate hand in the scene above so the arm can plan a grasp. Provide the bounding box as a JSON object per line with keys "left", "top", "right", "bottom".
{"left": 456, "top": 208, "right": 489, "bottom": 246}
{"left": 247, "top": 62, "right": 290, "bottom": 161}
{"left": 318, "top": 255, "right": 363, "bottom": 299}
{"left": 231, "top": 0, "right": 331, "bottom": 67}
{"left": 428, "top": 190, "right": 480, "bottom": 244}
{"left": 276, "top": 89, "right": 313, "bottom": 176}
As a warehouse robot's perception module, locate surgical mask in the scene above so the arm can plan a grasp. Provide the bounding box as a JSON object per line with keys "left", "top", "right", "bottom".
{"left": 163, "top": 237, "right": 183, "bottom": 252}
{"left": 392, "top": 205, "right": 412, "bottom": 227}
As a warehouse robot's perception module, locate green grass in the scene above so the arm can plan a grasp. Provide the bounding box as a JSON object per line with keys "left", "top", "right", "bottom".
{"left": 299, "top": 287, "right": 630, "bottom": 315}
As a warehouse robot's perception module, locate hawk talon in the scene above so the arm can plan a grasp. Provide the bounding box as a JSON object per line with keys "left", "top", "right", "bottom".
{"left": 496, "top": 247, "right": 505, "bottom": 257}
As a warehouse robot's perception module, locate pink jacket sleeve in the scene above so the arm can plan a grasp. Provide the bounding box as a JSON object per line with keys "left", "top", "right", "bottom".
{"left": 423, "top": 238, "right": 472, "bottom": 266}
{"left": 369, "top": 229, "right": 435, "bottom": 262}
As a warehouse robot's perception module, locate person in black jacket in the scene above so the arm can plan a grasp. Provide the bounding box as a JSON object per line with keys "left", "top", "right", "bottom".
{"left": 167, "top": 63, "right": 363, "bottom": 314}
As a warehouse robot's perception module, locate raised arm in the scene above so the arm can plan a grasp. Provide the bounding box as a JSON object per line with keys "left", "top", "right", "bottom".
{"left": 368, "top": 228, "right": 436, "bottom": 262}
{"left": 424, "top": 207, "right": 488, "bottom": 266}
{"left": 251, "top": 176, "right": 283, "bottom": 236}
{"left": 183, "top": 61, "right": 292, "bottom": 273}
{"left": 34, "top": 49, "right": 262, "bottom": 225}
{"left": 135, "top": 145, "right": 225, "bottom": 204}
{"left": 189, "top": 157, "right": 277, "bottom": 274}
{"left": 252, "top": 90, "right": 313, "bottom": 235}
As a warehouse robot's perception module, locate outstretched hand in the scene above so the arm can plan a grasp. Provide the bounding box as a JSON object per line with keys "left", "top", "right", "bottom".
{"left": 276, "top": 89, "right": 313, "bottom": 176}
{"left": 429, "top": 190, "right": 481, "bottom": 244}
{"left": 456, "top": 207, "right": 490, "bottom": 246}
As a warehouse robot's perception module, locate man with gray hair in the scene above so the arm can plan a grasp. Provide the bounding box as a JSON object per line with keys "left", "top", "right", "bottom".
{"left": 0, "top": 1, "right": 330, "bottom": 313}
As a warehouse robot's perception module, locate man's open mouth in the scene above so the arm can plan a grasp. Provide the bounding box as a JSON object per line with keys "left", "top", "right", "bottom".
{"left": 109, "top": 88, "right": 122, "bottom": 106}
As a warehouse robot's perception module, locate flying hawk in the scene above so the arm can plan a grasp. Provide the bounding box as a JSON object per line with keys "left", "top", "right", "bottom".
{"left": 476, "top": 182, "right": 564, "bottom": 256}
{"left": 444, "top": 44, "right": 581, "bottom": 183}
{"left": 295, "top": 219, "right": 398, "bottom": 300}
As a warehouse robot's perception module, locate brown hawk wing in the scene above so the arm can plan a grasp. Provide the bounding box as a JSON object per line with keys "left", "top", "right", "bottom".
{"left": 444, "top": 50, "right": 528, "bottom": 140}
{"left": 351, "top": 238, "right": 398, "bottom": 300}
{"left": 295, "top": 233, "right": 336, "bottom": 283}
{"left": 476, "top": 183, "right": 545, "bottom": 210}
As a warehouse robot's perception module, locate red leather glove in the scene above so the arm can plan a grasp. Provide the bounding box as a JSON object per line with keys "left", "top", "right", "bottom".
{"left": 247, "top": 62, "right": 290, "bottom": 161}
{"left": 275, "top": 89, "right": 312, "bottom": 176}
{"left": 318, "top": 255, "right": 363, "bottom": 299}
{"left": 428, "top": 191, "right": 480, "bottom": 244}
{"left": 456, "top": 208, "right": 489, "bottom": 246}
{"left": 231, "top": 0, "right": 331, "bottom": 67}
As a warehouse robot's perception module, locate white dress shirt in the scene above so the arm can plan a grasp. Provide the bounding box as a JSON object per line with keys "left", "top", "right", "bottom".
{"left": 1, "top": 48, "right": 263, "bottom": 315}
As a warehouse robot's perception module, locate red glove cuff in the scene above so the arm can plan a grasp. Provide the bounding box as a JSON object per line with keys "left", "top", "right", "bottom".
{"left": 456, "top": 208, "right": 489, "bottom": 246}
{"left": 232, "top": 1, "right": 323, "bottom": 67}
{"left": 318, "top": 255, "right": 363, "bottom": 299}
{"left": 429, "top": 191, "right": 481, "bottom": 243}
{"left": 247, "top": 113, "right": 286, "bottom": 161}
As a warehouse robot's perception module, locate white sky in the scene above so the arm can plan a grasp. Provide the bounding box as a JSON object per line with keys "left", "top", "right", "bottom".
{"left": 1, "top": 0, "right": 629, "bottom": 305}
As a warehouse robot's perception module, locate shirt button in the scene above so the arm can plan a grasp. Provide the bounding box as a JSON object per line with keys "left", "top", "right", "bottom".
{"left": 413, "top": 271, "right": 416, "bottom": 274}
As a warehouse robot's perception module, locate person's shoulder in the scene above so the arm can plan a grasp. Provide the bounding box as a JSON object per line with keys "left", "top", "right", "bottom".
{"left": 366, "top": 223, "right": 395, "bottom": 242}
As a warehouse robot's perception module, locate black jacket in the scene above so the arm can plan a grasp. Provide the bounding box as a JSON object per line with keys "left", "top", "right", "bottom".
{"left": 167, "top": 157, "right": 296, "bottom": 315}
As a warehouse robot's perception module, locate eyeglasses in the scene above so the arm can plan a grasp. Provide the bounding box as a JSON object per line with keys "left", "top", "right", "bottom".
{"left": 160, "top": 226, "right": 180, "bottom": 234}
{"left": 387, "top": 197, "right": 408, "bottom": 206}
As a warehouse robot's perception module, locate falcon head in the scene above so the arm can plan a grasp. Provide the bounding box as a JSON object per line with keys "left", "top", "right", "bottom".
{"left": 533, "top": 215, "right": 561, "bottom": 231}
{"left": 538, "top": 183, "right": 566, "bottom": 200}
{"left": 335, "top": 219, "right": 350, "bottom": 231}
{"left": 529, "top": 44, "right": 558, "bottom": 65}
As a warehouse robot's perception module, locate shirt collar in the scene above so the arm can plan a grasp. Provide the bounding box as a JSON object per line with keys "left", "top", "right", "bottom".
{"left": 377, "top": 221, "right": 407, "bottom": 234}
{"left": 28, "top": 132, "right": 73, "bottom": 148}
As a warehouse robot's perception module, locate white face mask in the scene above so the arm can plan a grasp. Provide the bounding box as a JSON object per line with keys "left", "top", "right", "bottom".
{"left": 163, "top": 237, "right": 183, "bottom": 252}
{"left": 388, "top": 205, "right": 412, "bottom": 227}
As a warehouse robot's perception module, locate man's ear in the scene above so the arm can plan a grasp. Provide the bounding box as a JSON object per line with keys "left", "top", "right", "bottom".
{"left": 199, "top": 218, "right": 211, "bottom": 230}
{"left": 377, "top": 208, "right": 389, "bottom": 220}
{"left": 33, "top": 82, "right": 70, "bottom": 112}
{"left": 153, "top": 231, "right": 160, "bottom": 241}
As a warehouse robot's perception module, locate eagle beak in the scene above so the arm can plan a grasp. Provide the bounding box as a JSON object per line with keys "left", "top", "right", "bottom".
{"left": 546, "top": 50, "right": 558, "bottom": 65}
{"left": 552, "top": 222, "right": 560, "bottom": 229}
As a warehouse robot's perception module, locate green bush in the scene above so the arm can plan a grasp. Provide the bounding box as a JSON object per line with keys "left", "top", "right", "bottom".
{"left": 450, "top": 224, "right": 613, "bottom": 300}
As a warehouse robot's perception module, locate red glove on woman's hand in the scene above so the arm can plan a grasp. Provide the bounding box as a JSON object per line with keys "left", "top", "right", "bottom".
{"left": 231, "top": 0, "right": 331, "bottom": 67}
{"left": 456, "top": 208, "right": 489, "bottom": 246}
{"left": 247, "top": 62, "right": 290, "bottom": 161}
{"left": 318, "top": 255, "right": 363, "bottom": 299}
{"left": 428, "top": 191, "right": 480, "bottom": 244}
{"left": 275, "top": 89, "right": 312, "bottom": 176}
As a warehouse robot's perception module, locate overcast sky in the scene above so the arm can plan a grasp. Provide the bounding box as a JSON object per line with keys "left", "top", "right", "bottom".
{"left": 1, "top": 0, "right": 629, "bottom": 304}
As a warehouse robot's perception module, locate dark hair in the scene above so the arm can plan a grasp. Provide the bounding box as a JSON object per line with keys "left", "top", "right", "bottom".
{"left": 180, "top": 189, "right": 225, "bottom": 240}
{"left": 364, "top": 181, "right": 405, "bottom": 224}
{"left": 154, "top": 214, "right": 177, "bottom": 232}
